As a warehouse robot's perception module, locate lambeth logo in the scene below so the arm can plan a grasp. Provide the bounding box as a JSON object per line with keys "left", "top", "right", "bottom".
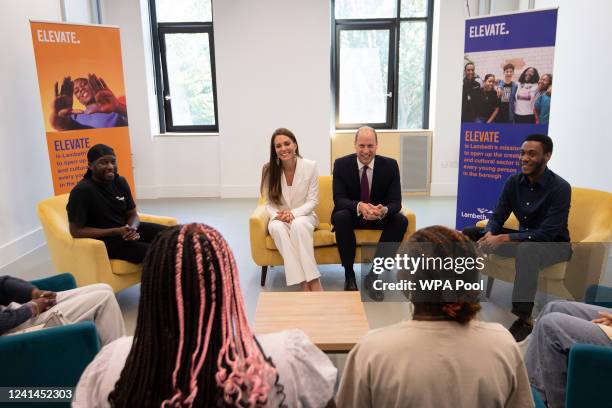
{"left": 460, "top": 207, "right": 492, "bottom": 220}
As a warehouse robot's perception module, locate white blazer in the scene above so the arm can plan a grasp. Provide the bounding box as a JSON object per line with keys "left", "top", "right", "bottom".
{"left": 264, "top": 158, "right": 319, "bottom": 225}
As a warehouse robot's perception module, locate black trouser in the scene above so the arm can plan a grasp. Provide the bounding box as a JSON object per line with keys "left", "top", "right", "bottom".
{"left": 514, "top": 114, "right": 536, "bottom": 124}
{"left": 103, "top": 222, "right": 168, "bottom": 264}
{"left": 463, "top": 226, "right": 572, "bottom": 320}
{"left": 333, "top": 209, "right": 408, "bottom": 278}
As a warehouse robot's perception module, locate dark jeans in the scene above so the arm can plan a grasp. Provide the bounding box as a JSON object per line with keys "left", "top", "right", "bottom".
{"left": 514, "top": 113, "right": 536, "bottom": 124}
{"left": 103, "top": 222, "right": 168, "bottom": 264}
{"left": 463, "top": 226, "right": 572, "bottom": 320}
{"left": 333, "top": 210, "right": 408, "bottom": 278}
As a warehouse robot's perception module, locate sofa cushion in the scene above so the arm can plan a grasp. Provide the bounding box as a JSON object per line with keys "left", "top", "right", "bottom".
{"left": 265, "top": 227, "right": 337, "bottom": 250}
{"left": 355, "top": 229, "right": 384, "bottom": 244}
{"left": 264, "top": 224, "right": 386, "bottom": 251}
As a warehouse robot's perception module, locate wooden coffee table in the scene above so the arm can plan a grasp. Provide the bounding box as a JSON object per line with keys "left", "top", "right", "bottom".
{"left": 253, "top": 291, "right": 369, "bottom": 352}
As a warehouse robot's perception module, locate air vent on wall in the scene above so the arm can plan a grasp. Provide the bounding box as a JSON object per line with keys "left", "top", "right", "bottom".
{"left": 400, "top": 133, "right": 431, "bottom": 192}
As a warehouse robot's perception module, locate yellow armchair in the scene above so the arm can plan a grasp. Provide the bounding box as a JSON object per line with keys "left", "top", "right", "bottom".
{"left": 477, "top": 187, "right": 612, "bottom": 300}
{"left": 250, "top": 175, "right": 416, "bottom": 285}
{"left": 37, "top": 194, "right": 178, "bottom": 292}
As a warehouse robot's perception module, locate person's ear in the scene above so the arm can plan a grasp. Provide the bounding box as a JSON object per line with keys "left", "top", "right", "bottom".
{"left": 544, "top": 152, "right": 552, "bottom": 163}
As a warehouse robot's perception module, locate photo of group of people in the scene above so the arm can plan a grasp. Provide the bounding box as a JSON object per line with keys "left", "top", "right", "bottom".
{"left": 50, "top": 73, "right": 128, "bottom": 131}
{"left": 461, "top": 59, "right": 552, "bottom": 125}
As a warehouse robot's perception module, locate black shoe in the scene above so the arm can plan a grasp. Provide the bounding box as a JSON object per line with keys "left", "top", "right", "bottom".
{"left": 508, "top": 319, "right": 533, "bottom": 342}
{"left": 364, "top": 273, "right": 384, "bottom": 302}
{"left": 344, "top": 276, "right": 358, "bottom": 291}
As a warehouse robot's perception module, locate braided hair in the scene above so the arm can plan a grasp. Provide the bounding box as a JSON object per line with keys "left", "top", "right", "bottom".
{"left": 109, "top": 224, "right": 281, "bottom": 407}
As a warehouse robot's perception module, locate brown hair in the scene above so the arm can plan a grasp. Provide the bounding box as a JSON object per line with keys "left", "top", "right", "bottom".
{"left": 403, "top": 225, "right": 482, "bottom": 324}
{"left": 260, "top": 128, "right": 300, "bottom": 205}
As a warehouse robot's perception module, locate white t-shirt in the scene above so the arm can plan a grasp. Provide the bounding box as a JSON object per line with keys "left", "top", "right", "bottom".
{"left": 74, "top": 329, "right": 337, "bottom": 407}
{"left": 514, "top": 83, "right": 538, "bottom": 115}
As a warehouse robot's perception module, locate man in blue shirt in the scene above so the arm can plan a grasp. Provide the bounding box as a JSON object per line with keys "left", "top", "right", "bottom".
{"left": 463, "top": 134, "right": 572, "bottom": 342}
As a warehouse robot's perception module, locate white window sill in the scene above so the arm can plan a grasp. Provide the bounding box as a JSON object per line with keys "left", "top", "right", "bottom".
{"left": 153, "top": 132, "right": 220, "bottom": 138}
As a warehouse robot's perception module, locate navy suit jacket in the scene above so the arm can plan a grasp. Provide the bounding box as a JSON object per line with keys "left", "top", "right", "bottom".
{"left": 332, "top": 154, "right": 402, "bottom": 222}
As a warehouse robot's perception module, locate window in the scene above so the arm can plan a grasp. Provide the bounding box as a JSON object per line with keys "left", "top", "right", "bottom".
{"left": 149, "top": 0, "right": 219, "bottom": 133}
{"left": 333, "top": 0, "right": 433, "bottom": 130}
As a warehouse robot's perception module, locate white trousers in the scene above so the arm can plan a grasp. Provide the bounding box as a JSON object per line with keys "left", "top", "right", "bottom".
{"left": 269, "top": 215, "right": 320, "bottom": 286}
{"left": 13, "top": 283, "right": 125, "bottom": 346}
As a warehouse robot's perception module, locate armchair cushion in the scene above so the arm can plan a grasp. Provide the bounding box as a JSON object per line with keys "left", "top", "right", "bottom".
{"left": 585, "top": 284, "right": 612, "bottom": 308}
{"left": 0, "top": 322, "right": 99, "bottom": 387}
{"left": 566, "top": 344, "right": 612, "bottom": 408}
{"left": 109, "top": 259, "right": 142, "bottom": 275}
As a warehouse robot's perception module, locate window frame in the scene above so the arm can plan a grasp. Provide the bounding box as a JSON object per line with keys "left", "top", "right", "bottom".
{"left": 335, "top": 21, "right": 396, "bottom": 129}
{"left": 148, "top": 0, "right": 219, "bottom": 133}
{"left": 332, "top": 0, "right": 434, "bottom": 130}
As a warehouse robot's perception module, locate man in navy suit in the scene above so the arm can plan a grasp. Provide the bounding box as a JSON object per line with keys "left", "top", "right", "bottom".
{"left": 332, "top": 127, "right": 408, "bottom": 297}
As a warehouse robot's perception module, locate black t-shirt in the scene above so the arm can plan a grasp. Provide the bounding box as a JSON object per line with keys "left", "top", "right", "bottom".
{"left": 66, "top": 176, "right": 136, "bottom": 229}
{"left": 462, "top": 78, "right": 482, "bottom": 121}
{"left": 478, "top": 89, "right": 501, "bottom": 120}
{"left": 496, "top": 82, "right": 513, "bottom": 123}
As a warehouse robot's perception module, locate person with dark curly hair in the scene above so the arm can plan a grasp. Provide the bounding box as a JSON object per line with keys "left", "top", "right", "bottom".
{"left": 534, "top": 74, "right": 552, "bottom": 124}
{"left": 336, "top": 225, "right": 534, "bottom": 408}
{"left": 514, "top": 67, "right": 540, "bottom": 124}
{"left": 74, "top": 223, "right": 337, "bottom": 407}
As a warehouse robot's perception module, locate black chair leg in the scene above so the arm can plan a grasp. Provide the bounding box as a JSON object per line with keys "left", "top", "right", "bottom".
{"left": 260, "top": 266, "right": 268, "bottom": 287}
{"left": 486, "top": 276, "right": 495, "bottom": 298}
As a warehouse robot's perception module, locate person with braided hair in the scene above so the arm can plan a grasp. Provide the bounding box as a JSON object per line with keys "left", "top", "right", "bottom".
{"left": 336, "top": 226, "right": 534, "bottom": 408}
{"left": 74, "top": 223, "right": 337, "bottom": 407}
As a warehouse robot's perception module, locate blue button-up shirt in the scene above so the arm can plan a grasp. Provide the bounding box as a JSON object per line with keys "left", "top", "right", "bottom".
{"left": 486, "top": 168, "right": 571, "bottom": 242}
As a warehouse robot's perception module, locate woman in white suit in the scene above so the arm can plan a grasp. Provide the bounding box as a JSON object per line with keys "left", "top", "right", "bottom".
{"left": 261, "top": 128, "right": 323, "bottom": 291}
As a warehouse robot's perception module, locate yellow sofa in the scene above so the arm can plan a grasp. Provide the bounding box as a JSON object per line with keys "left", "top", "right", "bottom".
{"left": 477, "top": 187, "right": 612, "bottom": 300}
{"left": 37, "top": 194, "right": 178, "bottom": 292}
{"left": 249, "top": 175, "right": 417, "bottom": 285}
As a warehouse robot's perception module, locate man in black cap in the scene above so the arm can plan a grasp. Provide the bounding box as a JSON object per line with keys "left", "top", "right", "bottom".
{"left": 66, "top": 144, "right": 166, "bottom": 264}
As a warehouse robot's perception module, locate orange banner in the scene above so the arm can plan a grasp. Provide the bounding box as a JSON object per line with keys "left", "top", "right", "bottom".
{"left": 30, "top": 21, "right": 134, "bottom": 195}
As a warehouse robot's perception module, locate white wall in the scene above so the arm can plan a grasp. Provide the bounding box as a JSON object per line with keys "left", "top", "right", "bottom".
{"left": 102, "top": 0, "right": 330, "bottom": 199}
{"left": 62, "top": 0, "right": 99, "bottom": 23}
{"left": 547, "top": 0, "right": 612, "bottom": 191}
{"left": 428, "top": 0, "right": 466, "bottom": 196}
{"left": 0, "top": 1, "right": 60, "bottom": 268}
{"left": 214, "top": 0, "right": 331, "bottom": 196}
